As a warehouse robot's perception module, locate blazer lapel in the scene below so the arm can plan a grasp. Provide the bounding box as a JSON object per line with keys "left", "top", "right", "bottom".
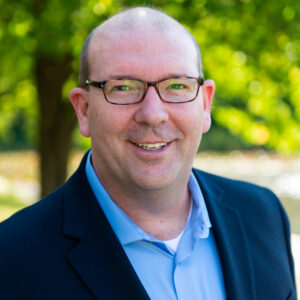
{"left": 59, "top": 154, "right": 256, "bottom": 299}
{"left": 193, "top": 170, "right": 256, "bottom": 300}
{"left": 62, "top": 155, "right": 150, "bottom": 300}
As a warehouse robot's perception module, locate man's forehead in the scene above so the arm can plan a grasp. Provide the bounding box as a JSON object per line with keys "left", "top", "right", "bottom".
{"left": 92, "top": 26, "right": 189, "bottom": 52}
{"left": 88, "top": 27, "right": 198, "bottom": 79}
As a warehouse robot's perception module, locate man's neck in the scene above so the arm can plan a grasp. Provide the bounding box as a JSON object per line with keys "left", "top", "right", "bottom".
{"left": 100, "top": 175, "right": 192, "bottom": 240}
{"left": 115, "top": 187, "right": 192, "bottom": 240}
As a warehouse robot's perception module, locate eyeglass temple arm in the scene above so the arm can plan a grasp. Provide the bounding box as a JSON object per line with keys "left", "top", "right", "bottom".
{"left": 85, "top": 80, "right": 105, "bottom": 89}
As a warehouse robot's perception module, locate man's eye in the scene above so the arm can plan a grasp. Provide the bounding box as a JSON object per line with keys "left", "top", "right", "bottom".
{"left": 112, "top": 85, "right": 131, "bottom": 91}
{"left": 168, "top": 83, "right": 185, "bottom": 89}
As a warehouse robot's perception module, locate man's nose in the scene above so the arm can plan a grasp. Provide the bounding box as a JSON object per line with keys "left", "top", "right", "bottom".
{"left": 134, "top": 86, "right": 169, "bottom": 126}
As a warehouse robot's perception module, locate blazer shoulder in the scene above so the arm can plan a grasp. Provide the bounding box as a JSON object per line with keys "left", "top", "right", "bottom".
{"left": 193, "top": 168, "right": 291, "bottom": 241}
{"left": 0, "top": 185, "right": 65, "bottom": 247}
{"left": 193, "top": 168, "right": 279, "bottom": 203}
{"left": 193, "top": 168, "right": 296, "bottom": 289}
{"left": 192, "top": 168, "right": 289, "bottom": 230}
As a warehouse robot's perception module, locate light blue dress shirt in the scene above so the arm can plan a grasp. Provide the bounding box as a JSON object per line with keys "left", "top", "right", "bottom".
{"left": 85, "top": 151, "right": 226, "bottom": 300}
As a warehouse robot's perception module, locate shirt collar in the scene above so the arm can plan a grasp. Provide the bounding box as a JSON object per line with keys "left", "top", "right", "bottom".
{"left": 85, "top": 150, "right": 211, "bottom": 246}
{"left": 188, "top": 171, "right": 211, "bottom": 239}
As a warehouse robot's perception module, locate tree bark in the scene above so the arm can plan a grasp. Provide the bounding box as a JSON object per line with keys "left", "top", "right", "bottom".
{"left": 36, "top": 55, "right": 77, "bottom": 197}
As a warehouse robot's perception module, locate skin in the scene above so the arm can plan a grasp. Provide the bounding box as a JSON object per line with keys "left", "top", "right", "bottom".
{"left": 70, "top": 20, "right": 215, "bottom": 240}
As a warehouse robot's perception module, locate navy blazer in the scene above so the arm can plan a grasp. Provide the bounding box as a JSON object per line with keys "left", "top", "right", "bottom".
{"left": 0, "top": 154, "right": 297, "bottom": 299}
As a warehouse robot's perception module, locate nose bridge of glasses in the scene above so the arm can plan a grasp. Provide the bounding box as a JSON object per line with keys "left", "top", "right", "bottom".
{"left": 148, "top": 81, "right": 156, "bottom": 86}
{"left": 143, "top": 81, "right": 163, "bottom": 101}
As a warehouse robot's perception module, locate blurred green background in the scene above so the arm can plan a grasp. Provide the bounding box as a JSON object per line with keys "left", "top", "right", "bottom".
{"left": 0, "top": 0, "right": 299, "bottom": 217}
{"left": 0, "top": 0, "right": 299, "bottom": 153}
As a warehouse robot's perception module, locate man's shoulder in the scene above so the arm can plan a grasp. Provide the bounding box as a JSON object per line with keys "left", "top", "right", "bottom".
{"left": 192, "top": 168, "right": 282, "bottom": 213}
{"left": 193, "top": 168, "right": 275, "bottom": 194}
{"left": 193, "top": 168, "right": 291, "bottom": 254}
{"left": 0, "top": 185, "right": 65, "bottom": 244}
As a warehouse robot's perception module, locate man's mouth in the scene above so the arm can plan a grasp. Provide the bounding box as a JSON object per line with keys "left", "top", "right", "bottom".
{"left": 135, "top": 142, "right": 168, "bottom": 150}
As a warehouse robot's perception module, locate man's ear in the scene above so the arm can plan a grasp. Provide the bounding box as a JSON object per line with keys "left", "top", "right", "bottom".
{"left": 69, "top": 88, "right": 91, "bottom": 137}
{"left": 201, "top": 79, "right": 215, "bottom": 133}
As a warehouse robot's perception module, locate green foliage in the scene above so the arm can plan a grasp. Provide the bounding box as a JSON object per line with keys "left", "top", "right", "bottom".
{"left": 0, "top": 0, "right": 299, "bottom": 153}
{"left": 175, "top": 0, "right": 300, "bottom": 153}
{"left": 0, "top": 0, "right": 118, "bottom": 149}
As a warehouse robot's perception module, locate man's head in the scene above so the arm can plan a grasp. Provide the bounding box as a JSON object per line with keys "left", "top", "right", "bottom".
{"left": 78, "top": 7, "right": 204, "bottom": 89}
{"left": 70, "top": 7, "right": 215, "bottom": 196}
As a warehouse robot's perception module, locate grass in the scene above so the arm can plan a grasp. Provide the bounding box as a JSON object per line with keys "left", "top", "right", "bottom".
{"left": 0, "top": 194, "right": 28, "bottom": 221}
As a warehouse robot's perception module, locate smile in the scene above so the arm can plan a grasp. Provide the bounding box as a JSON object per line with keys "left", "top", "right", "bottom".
{"left": 135, "top": 142, "right": 167, "bottom": 150}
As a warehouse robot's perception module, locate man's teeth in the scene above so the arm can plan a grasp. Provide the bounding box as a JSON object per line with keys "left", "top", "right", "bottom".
{"left": 136, "top": 143, "right": 167, "bottom": 150}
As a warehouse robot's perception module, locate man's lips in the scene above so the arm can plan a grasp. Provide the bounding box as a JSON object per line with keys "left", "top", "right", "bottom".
{"left": 123, "top": 126, "right": 182, "bottom": 149}
{"left": 134, "top": 142, "right": 168, "bottom": 151}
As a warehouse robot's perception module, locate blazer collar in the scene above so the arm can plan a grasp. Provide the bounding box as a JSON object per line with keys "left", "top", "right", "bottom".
{"left": 193, "top": 169, "right": 256, "bottom": 300}
{"left": 62, "top": 153, "right": 150, "bottom": 300}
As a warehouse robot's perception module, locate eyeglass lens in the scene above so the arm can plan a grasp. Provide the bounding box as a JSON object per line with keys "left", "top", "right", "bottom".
{"left": 104, "top": 78, "right": 199, "bottom": 104}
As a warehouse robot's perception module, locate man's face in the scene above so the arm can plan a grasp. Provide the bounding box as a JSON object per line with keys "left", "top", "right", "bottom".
{"left": 71, "top": 27, "right": 214, "bottom": 193}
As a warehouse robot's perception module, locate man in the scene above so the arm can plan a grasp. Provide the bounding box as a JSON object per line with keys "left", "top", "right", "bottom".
{"left": 0, "top": 7, "right": 297, "bottom": 300}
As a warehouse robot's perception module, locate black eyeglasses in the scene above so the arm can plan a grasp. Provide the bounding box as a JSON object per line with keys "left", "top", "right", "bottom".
{"left": 85, "top": 76, "right": 204, "bottom": 105}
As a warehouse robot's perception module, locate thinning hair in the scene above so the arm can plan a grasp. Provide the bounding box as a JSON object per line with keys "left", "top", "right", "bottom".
{"left": 79, "top": 7, "right": 203, "bottom": 88}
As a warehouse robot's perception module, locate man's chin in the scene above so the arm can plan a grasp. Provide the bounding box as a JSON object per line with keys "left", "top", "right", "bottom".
{"left": 127, "top": 168, "right": 180, "bottom": 192}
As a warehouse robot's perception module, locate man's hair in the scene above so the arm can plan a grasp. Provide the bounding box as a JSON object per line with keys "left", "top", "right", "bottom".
{"left": 79, "top": 7, "right": 203, "bottom": 88}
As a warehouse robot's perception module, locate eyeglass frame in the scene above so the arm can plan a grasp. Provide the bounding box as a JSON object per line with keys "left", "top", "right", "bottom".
{"left": 85, "top": 76, "right": 204, "bottom": 105}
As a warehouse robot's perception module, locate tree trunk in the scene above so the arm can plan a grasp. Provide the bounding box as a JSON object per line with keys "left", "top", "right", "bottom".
{"left": 36, "top": 55, "right": 77, "bottom": 197}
